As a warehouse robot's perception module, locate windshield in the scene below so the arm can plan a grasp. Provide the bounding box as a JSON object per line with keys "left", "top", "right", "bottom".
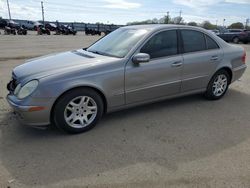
{"left": 87, "top": 28, "right": 149, "bottom": 58}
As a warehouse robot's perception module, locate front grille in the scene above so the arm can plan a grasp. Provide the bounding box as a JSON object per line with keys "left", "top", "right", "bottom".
{"left": 7, "top": 72, "right": 18, "bottom": 93}
{"left": 7, "top": 79, "right": 18, "bottom": 92}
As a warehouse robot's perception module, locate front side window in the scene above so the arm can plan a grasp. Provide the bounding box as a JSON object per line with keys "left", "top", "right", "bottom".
{"left": 140, "top": 30, "right": 178, "bottom": 59}
{"left": 181, "top": 30, "right": 206, "bottom": 53}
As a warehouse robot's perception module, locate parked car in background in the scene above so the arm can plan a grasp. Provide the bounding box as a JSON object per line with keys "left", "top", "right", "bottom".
{"left": 7, "top": 20, "right": 19, "bottom": 28}
{"left": 212, "top": 29, "right": 220, "bottom": 35}
{"left": 4, "top": 26, "right": 16, "bottom": 35}
{"left": 33, "top": 21, "right": 43, "bottom": 31}
{"left": 16, "top": 26, "right": 27, "bottom": 35}
{"left": 45, "top": 23, "right": 57, "bottom": 31}
{"left": 243, "top": 30, "right": 250, "bottom": 43}
{"left": 60, "top": 25, "right": 77, "bottom": 35}
{"left": 218, "top": 29, "right": 248, "bottom": 44}
{"left": 20, "top": 20, "right": 35, "bottom": 30}
{"left": 37, "top": 25, "right": 50, "bottom": 35}
{"left": 54, "top": 25, "right": 77, "bottom": 35}
{"left": 6, "top": 25, "right": 247, "bottom": 134}
{"left": 0, "top": 18, "right": 7, "bottom": 29}
{"left": 4, "top": 20, "right": 27, "bottom": 35}
{"left": 85, "top": 27, "right": 101, "bottom": 36}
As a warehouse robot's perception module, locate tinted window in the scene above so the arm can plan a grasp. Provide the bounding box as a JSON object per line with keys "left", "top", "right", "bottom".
{"left": 141, "top": 30, "right": 178, "bottom": 59}
{"left": 181, "top": 30, "right": 206, "bottom": 53}
{"left": 229, "top": 29, "right": 242, "bottom": 33}
{"left": 206, "top": 35, "right": 219, "bottom": 50}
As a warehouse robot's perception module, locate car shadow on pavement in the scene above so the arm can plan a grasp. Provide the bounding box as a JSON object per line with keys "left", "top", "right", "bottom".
{"left": 1, "top": 89, "right": 250, "bottom": 186}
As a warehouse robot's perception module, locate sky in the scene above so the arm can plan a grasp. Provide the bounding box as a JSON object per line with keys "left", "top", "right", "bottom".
{"left": 0, "top": 0, "right": 249, "bottom": 26}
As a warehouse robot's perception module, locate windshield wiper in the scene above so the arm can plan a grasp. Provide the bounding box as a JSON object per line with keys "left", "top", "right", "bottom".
{"left": 88, "top": 50, "right": 103, "bottom": 55}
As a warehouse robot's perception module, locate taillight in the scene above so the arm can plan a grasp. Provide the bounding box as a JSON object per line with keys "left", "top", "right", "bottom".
{"left": 242, "top": 51, "right": 246, "bottom": 64}
{"left": 240, "top": 32, "right": 248, "bottom": 36}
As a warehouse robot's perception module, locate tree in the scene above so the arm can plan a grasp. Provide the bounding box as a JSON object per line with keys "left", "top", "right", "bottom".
{"left": 188, "top": 22, "right": 198, "bottom": 26}
{"left": 163, "top": 15, "right": 171, "bottom": 24}
{"left": 202, "top": 21, "right": 216, "bottom": 30}
{"left": 228, "top": 22, "right": 244, "bottom": 29}
{"left": 127, "top": 20, "right": 153, "bottom": 25}
{"left": 172, "top": 16, "right": 184, "bottom": 24}
{"left": 152, "top": 18, "right": 159, "bottom": 24}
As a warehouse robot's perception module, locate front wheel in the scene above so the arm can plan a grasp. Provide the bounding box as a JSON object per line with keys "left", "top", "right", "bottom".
{"left": 204, "top": 70, "right": 230, "bottom": 100}
{"left": 53, "top": 88, "right": 104, "bottom": 134}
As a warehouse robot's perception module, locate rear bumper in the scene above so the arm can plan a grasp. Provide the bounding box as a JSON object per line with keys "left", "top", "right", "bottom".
{"left": 232, "top": 64, "right": 247, "bottom": 82}
{"left": 6, "top": 95, "right": 51, "bottom": 128}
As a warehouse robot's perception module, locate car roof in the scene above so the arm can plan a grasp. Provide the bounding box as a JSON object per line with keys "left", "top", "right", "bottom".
{"left": 122, "top": 24, "right": 208, "bottom": 32}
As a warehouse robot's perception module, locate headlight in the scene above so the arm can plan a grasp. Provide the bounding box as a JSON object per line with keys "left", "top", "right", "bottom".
{"left": 16, "top": 80, "right": 39, "bottom": 99}
{"left": 14, "top": 83, "right": 21, "bottom": 95}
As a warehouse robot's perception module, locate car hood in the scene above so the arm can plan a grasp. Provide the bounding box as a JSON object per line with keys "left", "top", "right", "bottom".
{"left": 13, "top": 49, "right": 119, "bottom": 81}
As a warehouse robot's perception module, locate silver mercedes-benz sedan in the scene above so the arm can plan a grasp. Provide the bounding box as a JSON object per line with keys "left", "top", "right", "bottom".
{"left": 7, "top": 25, "right": 247, "bottom": 133}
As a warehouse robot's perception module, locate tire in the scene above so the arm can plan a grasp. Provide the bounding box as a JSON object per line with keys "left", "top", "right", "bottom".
{"left": 204, "top": 70, "right": 230, "bottom": 100}
{"left": 233, "top": 37, "right": 239, "bottom": 44}
{"left": 53, "top": 88, "right": 104, "bottom": 134}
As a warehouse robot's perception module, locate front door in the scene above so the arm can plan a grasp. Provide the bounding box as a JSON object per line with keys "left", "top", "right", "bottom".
{"left": 125, "top": 29, "right": 183, "bottom": 104}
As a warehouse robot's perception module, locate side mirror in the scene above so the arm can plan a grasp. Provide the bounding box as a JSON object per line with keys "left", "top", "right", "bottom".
{"left": 132, "top": 53, "right": 150, "bottom": 64}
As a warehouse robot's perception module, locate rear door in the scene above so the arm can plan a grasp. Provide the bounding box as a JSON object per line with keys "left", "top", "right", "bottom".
{"left": 180, "top": 29, "right": 223, "bottom": 92}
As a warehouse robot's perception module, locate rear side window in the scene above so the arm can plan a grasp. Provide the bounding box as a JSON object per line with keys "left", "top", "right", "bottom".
{"left": 181, "top": 30, "right": 206, "bottom": 53}
{"left": 140, "top": 30, "right": 178, "bottom": 59}
{"left": 206, "top": 35, "right": 219, "bottom": 50}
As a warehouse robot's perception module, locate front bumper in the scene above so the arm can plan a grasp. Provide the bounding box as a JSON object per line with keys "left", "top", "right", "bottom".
{"left": 6, "top": 95, "right": 52, "bottom": 128}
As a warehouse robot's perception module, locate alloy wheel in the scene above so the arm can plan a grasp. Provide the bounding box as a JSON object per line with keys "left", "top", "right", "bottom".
{"left": 64, "top": 96, "right": 98, "bottom": 128}
{"left": 212, "top": 74, "right": 228, "bottom": 97}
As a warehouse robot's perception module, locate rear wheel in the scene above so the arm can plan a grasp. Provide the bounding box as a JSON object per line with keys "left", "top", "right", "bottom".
{"left": 233, "top": 37, "right": 239, "bottom": 44}
{"left": 204, "top": 70, "right": 230, "bottom": 100}
{"left": 53, "top": 88, "right": 104, "bottom": 134}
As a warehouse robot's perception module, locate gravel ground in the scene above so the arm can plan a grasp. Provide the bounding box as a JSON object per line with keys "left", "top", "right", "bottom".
{"left": 0, "top": 31, "right": 250, "bottom": 188}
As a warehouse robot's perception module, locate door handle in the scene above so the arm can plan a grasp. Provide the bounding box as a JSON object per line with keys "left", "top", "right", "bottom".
{"left": 210, "top": 56, "right": 219, "bottom": 61}
{"left": 171, "top": 61, "right": 183, "bottom": 67}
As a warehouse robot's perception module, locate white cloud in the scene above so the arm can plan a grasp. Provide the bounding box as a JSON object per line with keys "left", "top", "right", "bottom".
{"left": 103, "top": 0, "right": 141, "bottom": 9}
{"left": 173, "top": 0, "right": 221, "bottom": 8}
{"left": 173, "top": 0, "right": 250, "bottom": 8}
{"left": 184, "top": 14, "right": 246, "bottom": 26}
{"left": 225, "top": 0, "right": 250, "bottom": 4}
{"left": 0, "top": 1, "right": 40, "bottom": 20}
{"left": 0, "top": 0, "right": 4, "bottom": 10}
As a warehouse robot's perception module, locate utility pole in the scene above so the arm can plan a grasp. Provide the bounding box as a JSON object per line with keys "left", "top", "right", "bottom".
{"left": 6, "top": 0, "right": 11, "bottom": 20}
{"left": 179, "top": 10, "right": 182, "bottom": 17}
{"left": 223, "top": 19, "right": 226, "bottom": 27}
{"left": 246, "top": 18, "right": 249, "bottom": 29}
{"left": 41, "top": 1, "right": 45, "bottom": 26}
{"left": 166, "top": 11, "right": 169, "bottom": 24}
